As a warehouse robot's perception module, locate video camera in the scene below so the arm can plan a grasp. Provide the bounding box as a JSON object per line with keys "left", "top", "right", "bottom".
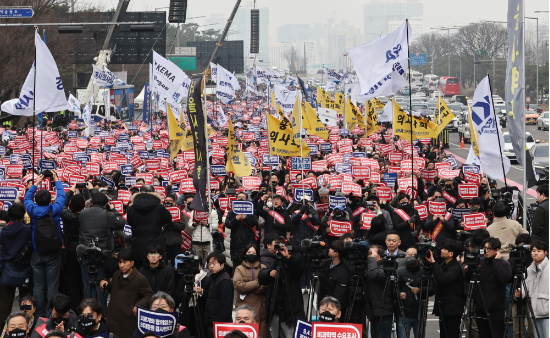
{"left": 76, "top": 238, "right": 107, "bottom": 276}
{"left": 380, "top": 252, "right": 406, "bottom": 272}
{"left": 344, "top": 239, "right": 370, "bottom": 261}
{"left": 301, "top": 236, "right": 325, "bottom": 260}
{"left": 462, "top": 247, "right": 483, "bottom": 272}
{"left": 175, "top": 250, "right": 201, "bottom": 277}
{"left": 275, "top": 236, "right": 293, "bottom": 252}
{"left": 508, "top": 244, "right": 531, "bottom": 275}
{"left": 417, "top": 234, "right": 437, "bottom": 260}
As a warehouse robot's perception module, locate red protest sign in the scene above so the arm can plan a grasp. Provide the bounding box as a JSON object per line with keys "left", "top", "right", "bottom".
{"left": 420, "top": 169, "right": 437, "bottom": 181}
{"left": 458, "top": 184, "right": 479, "bottom": 199}
{"left": 118, "top": 190, "right": 132, "bottom": 205}
{"left": 429, "top": 201, "right": 446, "bottom": 216}
{"left": 360, "top": 211, "right": 377, "bottom": 230}
{"left": 145, "top": 159, "right": 161, "bottom": 171}
{"left": 438, "top": 169, "right": 461, "bottom": 180}
{"left": 370, "top": 171, "right": 381, "bottom": 183}
{"left": 241, "top": 176, "right": 261, "bottom": 190}
{"left": 327, "top": 176, "right": 343, "bottom": 191}
{"left": 179, "top": 178, "right": 196, "bottom": 193}
{"left": 130, "top": 155, "right": 143, "bottom": 168}
{"left": 169, "top": 170, "right": 187, "bottom": 183}
{"left": 102, "top": 161, "right": 118, "bottom": 173}
{"left": 397, "top": 177, "right": 417, "bottom": 191}
{"left": 166, "top": 206, "right": 181, "bottom": 222}
{"left": 86, "top": 163, "right": 100, "bottom": 176}
{"left": 341, "top": 182, "right": 362, "bottom": 196}
{"left": 329, "top": 220, "right": 353, "bottom": 236}
{"left": 377, "top": 187, "right": 393, "bottom": 201}
{"left": 414, "top": 204, "right": 428, "bottom": 220}
{"left": 110, "top": 201, "right": 124, "bottom": 214}
{"left": 465, "top": 171, "right": 482, "bottom": 185}
{"left": 218, "top": 197, "right": 236, "bottom": 211}
{"left": 213, "top": 323, "right": 259, "bottom": 338}
{"left": 181, "top": 231, "right": 192, "bottom": 250}
{"left": 6, "top": 165, "right": 23, "bottom": 178}
{"left": 316, "top": 202, "right": 329, "bottom": 214}
{"left": 68, "top": 175, "right": 86, "bottom": 185}
{"left": 463, "top": 213, "right": 487, "bottom": 230}
{"left": 351, "top": 166, "right": 371, "bottom": 179}
{"left": 311, "top": 323, "right": 362, "bottom": 338}
{"left": 193, "top": 210, "right": 209, "bottom": 222}
{"left": 389, "top": 152, "right": 403, "bottom": 163}
{"left": 435, "top": 162, "right": 452, "bottom": 170}
{"left": 136, "top": 173, "right": 154, "bottom": 185}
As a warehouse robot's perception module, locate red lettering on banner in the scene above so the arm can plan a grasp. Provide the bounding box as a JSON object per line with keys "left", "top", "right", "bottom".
{"left": 269, "top": 210, "right": 285, "bottom": 224}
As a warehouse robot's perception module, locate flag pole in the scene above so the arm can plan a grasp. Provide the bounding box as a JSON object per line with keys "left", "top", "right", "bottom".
{"left": 486, "top": 73, "right": 508, "bottom": 190}
{"left": 521, "top": 0, "right": 527, "bottom": 226}
{"left": 33, "top": 27, "right": 37, "bottom": 182}
{"left": 406, "top": 19, "right": 414, "bottom": 187}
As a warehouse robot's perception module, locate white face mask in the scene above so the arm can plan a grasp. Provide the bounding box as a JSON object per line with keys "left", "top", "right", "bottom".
{"left": 266, "top": 202, "right": 273, "bottom": 208}
{"left": 154, "top": 182, "right": 159, "bottom": 186}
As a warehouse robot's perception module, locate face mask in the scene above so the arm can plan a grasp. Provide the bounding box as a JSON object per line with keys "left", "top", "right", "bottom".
{"left": 239, "top": 320, "right": 246, "bottom": 323}
{"left": 155, "top": 308, "right": 168, "bottom": 313}
{"left": 445, "top": 186, "right": 453, "bottom": 191}
{"left": 272, "top": 181, "right": 278, "bottom": 186}
{"left": 480, "top": 184, "right": 487, "bottom": 188}
{"left": 79, "top": 316, "right": 96, "bottom": 330}
{"left": 8, "top": 328, "right": 26, "bottom": 338}
{"left": 266, "top": 202, "right": 273, "bottom": 208}
{"left": 470, "top": 206, "right": 479, "bottom": 213}
{"left": 246, "top": 254, "right": 258, "bottom": 262}
{"left": 406, "top": 257, "right": 419, "bottom": 267}
{"left": 154, "top": 182, "right": 159, "bottom": 186}
{"left": 53, "top": 317, "right": 67, "bottom": 326}
{"left": 164, "top": 202, "right": 173, "bottom": 207}
{"left": 319, "top": 311, "right": 336, "bottom": 322}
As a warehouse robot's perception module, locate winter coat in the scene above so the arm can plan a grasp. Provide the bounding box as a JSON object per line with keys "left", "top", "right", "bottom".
{"left": 290, "top": 205, "right": 321, "bottom": 253}
{"left": 61, "top": 192, "right": 81, "bottom": 251}
{"left": 487, "top": 217, "right": 529, "bottom": 260}
{"left": 391, "top": 207, "right": 422, "bottom": 248}
{"left": 233, "top": 260, "right": 269, "bottom": 338}
{"left": 318, "top": 259, "right": 351, "bottom": 312}
{"left": 522, "top": 257, "right": 549, "bottom": 318}
{"left": 79, "top": 205, "right": 126, "bottom": 251}
{"left": 423, "top": 216, "right": 457, "bottom": 249}
{"left": 204, "top": 270, "right": 233, "bottom": 324}
{"left": 397, "top": 264, "right": 435, "bottom": 318}
{"left": 431, "top": 258, "right": 465, "bottom": 317}
{"left": 256, "top": 200, "right": 292, "bottom": 237}
{"left": 103, "top": 268, "right": 154, "bottom": 338}
{"left": 75, "top": 318, "right": 119, "bottom": 338}
{"left": 258, "top": 252, "right": 305, "bottom": 326}
{"left": 260, "top": 248, "right": 276, "bottom": 268}
{"left": 24, "top": 181, "right": 66, "bottom": 251}
{"left": 469, "top": 256, "right": 512, "bottom": 313}
{"left": 225, "top": 211, "right": 259, "bottom": 262}
{"left": 127, "top": 192, "right": 172, "bottom": 260}
{"left": 139, "top": 259, "right": 176, "bottom": 296}
{"left": 164, "top": 209, "right": 188, "bottom": 247}
{"left": 365, "top": 257, "right": 394, "bottom": 319}
{"left": 0, "top": 221, "right": 31, "bottom": 272}
{"left": 188, "top": 210, "right": 219, "bottom": 244}
{"left": 44, "top": 310, "right": 79, "bottom": 334}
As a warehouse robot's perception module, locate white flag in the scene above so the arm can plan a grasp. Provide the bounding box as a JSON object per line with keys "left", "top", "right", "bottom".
{"left": 82, "top": 95, "right": 93, "bottom": 136}
{"left": 216, "top": 66, "right": 236, "bottom": 104}
{"left": 378, "top": 100, "right": 393, "bottom": 123}
{"left": 255, "top": 65, "right": 280, "bottom": 84}
{"left": 1, "top": 63, "right": 35, "bottom": 116}
{"left": 210, "top": 62, "right": 218, "bottom": 83}
{"left": 471, "top": 76, "right": 511, "bottom": 179}
{"left": 35, "top": 32, "right": 70, "bottom": 113}
{"left": 273, "top": 84, "right": 296, "bottom": 116}
{"left": 153, "top": 51, "right": 189, "bottom": 102}
{"left": 102, "top": 91, "right": 110, "bottom": 120}
{"left": 317, "top": 108, "right": 338, "bottom": 127}
{"left": 325, "top": 66, "right": 343, "bottom": 85}
{"left": 92, "top": 64, "right": 125, "bottom": 87}
{"left": 217, "top": 64, "right": 241, "bottom": 90}
{"left": 348, "top": 21, "right": 410, "bottom": 99}
{"left": 68, "top": 93, "right": 81, "bottom": 116}
{"left": 286, "top": 75, "right": 298, "bottom": 87}
{"left": 217, "top": 105, "right": 228, "bottom": 127}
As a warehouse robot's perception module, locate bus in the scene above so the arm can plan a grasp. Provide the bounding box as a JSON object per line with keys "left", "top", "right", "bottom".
{"left": 438, "top": 76, "right": 460, "bottom": 96}
{"left": 408, "top": 71, "right": 423, "bottom": 84}
{"left": 423, "top": 74, "right": 439, "bottom": 90}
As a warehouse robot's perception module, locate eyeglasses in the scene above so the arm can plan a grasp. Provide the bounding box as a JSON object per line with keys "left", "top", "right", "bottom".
{"left": 147, "top": 252, "right": 160, "bottom": 257}
{"left": 483, "top": 247, "right": 493, "bottom": 252}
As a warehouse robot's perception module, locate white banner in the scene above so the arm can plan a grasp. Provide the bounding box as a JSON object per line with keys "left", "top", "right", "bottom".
{"left": 325, "top": 66, "right": 343, "bottom": 84}
{"left": 471, "top": 76, "right": 511, "bottom": 179}
{"left": 102, "top": 90, "right": 110, "bottom": 120}
{"left": 273, "top": 84, "right": 296, "bottom": 116}
{"left": 378, "top": 100, "right": 393, "bottom": 122}
{"left": 317, "top": 108, "right": 338, "bottom": 127}
{"left": 217, "top": 105, "right": 228, "bottom": 127}
{"left": 92, "top": 64, "right": 124, "bottom": 87}
{"left": 153, "top": 51, "right": 189, "bottom": 102}
{"left": 210, "top": 62, "right": 218, "bottom": 83}
{"left": 217, "top": 64, "right": 241, "bottom": 90}
{"left": 67, "top": 93, "right": 81, "bottom": 116}
{"left": 255, "top": 65, "right": 280, "bottom": 84}
{"left": 216, "top": 65, "right": 236, "bottom": 104}
{"left": 35, "top": 32, "right": 70, "bottom": 113}
{"left": 82, "top": 95, "right": 93, "bottom": 137}
{"left": 348, "top": 21, "right": 410, "bottom": 100}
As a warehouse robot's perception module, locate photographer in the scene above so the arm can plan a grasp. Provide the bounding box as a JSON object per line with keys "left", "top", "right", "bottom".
{"left": 0, "top": 203, "right": 32, "bottom": 325}
{"left": 366, "top": 195, "right": 393, "bottom": 230}
{"left": 290, "top": 196, "right": 321, "bottom": 289}
{"left": 260, "top": 233, "right": 279, "bottom": 268}
{"left": 79, "top": 192, "right": 125, "bottom": 288}
{"left": 318, "top": 240, "right": 351, "bottom": 313}
{"left": 391, "top": 194, "right": 421, "bottom": 251}
{"left": 24, "top": 171, "right": 66, "bottom": 316}
{"left": 532, "top": 184, "right": 548, "bottom": 245}
{"left": 425, "top": 239, "right": 464, "bottom": 338}
{"left": 515, "top": 240, "right": 549, "bottom": 338}
{"left": 487, "top": 202, "right": 528, "bottom": 260}
{"left": 467, "top": 237, "right": 512, "bottom": 338}
{"left": 257, "top": 242, "right": 304, "bottom": 338}
{"left": 225, "top": 192, "right": 260, "bottom": 267}
{"left": 365, "top": 245, "right": 394, "bottom": 338}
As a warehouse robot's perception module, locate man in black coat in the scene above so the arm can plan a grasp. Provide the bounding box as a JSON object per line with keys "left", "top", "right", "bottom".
{"left": 127, "top": 185, "right": 173, "bottom": 267}
{"left": 258, "top": 242, "right": 305, "bottom": 338}
{"left": 426, "top": 239, "right": 465, "bottom": 338}
{"left": 318, "top": 240, "right": 351, "bottom": 313}
{"left": 391, "top": 194, "right": 422, "bottom": 251}
{"left": 138, "top": 244, "right": 175, "bottom": 296}
{"left": 225, "top": 192, "right": 259, "bottom": 266}
{"left": 468, "top": 237, "right": 512, "bottom": 338}
{"left": 260, "top": 233, "right": 279, "bottom": 268}
{"left": 256, "top": 194, "right": 292, "bottom": 237}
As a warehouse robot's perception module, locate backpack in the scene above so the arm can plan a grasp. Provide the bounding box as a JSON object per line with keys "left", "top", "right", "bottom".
{"left": 32, "top": 207, "right": 62, "bottom": 253}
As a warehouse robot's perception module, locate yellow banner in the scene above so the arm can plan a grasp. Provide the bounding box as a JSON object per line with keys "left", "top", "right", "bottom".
{"left": 303, "top": 101, "right": 329, "bottom": 141}
{"left": 366, "top": 100, "right": 380, "bottom": 136}
{"left": 226, "top": 120, "right": 252, "bottom": 177}
{"left": 170, "top": 140, "right": 181, "bottom": 162}
{"left": 334, "top": 92, "right": 344, "bottom": 114}
{"left": 373, "top": 98, "right": 385, "bottom": 112}
{"left": 434, "top": 97, "right": 457, "bottom": 133}
{"left": 317, "top": 87, "right": 341, "bottom": 112}
{"left": 268, "top": 113, "right": 310, "bottom": 157}
{"left": 351, "top": 100, "right": 366, "bottom": 129}
{"left": 345, "top": 98, "right": 358, "bottom": 130}
{"left": 393, "top": 101, "right": 438, "bottom": 141}
{"left": 291, "top": 96, "right": 311, "bottom": 139}
{"left": 181, "top": 132, "right": 194, "bottom": 151}
{"left": 167, "top": 104, "right": 186, "bottom": 140}
{"left": 468, "top": 107, "right": 480, "bottom": 157}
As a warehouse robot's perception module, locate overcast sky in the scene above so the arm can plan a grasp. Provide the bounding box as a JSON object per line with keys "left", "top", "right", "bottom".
{"left": 95, "top": 0, "right": 549, "bottom": 41}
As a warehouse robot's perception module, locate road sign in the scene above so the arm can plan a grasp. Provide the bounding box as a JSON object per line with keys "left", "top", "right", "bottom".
{"left": 0, "top": 8, "right": 34, "bottom": 18}
{"left": 409, "top": 53, "right": 426, "bottom": 66}
{"left": 312, "top": 64, "right": 332, "bottom": 69}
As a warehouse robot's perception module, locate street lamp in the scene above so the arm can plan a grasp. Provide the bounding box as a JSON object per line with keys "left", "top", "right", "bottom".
{"left": 431, "top": 27, "right": 460, "bottom": 76}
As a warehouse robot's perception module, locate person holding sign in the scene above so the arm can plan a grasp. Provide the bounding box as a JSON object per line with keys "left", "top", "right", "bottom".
{"left": 225, "top": 193, "right": 260, "bottom": 267}
{"left": 233, "top": 244, "right": 268, "bottom": 338}
{"left": 391, "top": 194, "right": 422, "bottom": 252}
{"left": 256, "top": 195, "right": 292, "bottom": 238}
{"left": 423, "top": 198, "right": 456, "bottom": 252}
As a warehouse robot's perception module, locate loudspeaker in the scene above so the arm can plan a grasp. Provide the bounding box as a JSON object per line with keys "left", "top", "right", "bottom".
{"left": 169, "top": 0, "right": 187, "bottom": 23}
{"left": 250, "top": 9, "right": 259, "bottom": 54}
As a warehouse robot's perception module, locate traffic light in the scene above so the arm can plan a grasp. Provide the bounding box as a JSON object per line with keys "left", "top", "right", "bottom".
{"left": 250, "top": 9, "right": 259, "bottom": 54}
{"left": 169, "top": 0, "right": 187, "bottom": 23}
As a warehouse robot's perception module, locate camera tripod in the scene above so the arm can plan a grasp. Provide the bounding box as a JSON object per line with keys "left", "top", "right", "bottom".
{"left": 178, "top": 274, "right": 205, "bottom": 338}
{"left": 375, "top": 266, "right": 409, "bottom": 338}
{"left": 344, "top": 261, "right": 367, "bottom": 323}
{"left": 84, "top": 265, "right": 106, "bottom": 308}
{"left": 269, "top": 253, "right": 295, "bottom": 338}
{"left": 459, "top": 268, "right": 496, "bottom": 338}
{"left": 305, "top": 260, "right": 322, "bottom": 322}
{"left": 416, "top": 265, "right": 447, "bottom": 338}
{"left": 503, "top": 267, "right": 542, "bottom": 338}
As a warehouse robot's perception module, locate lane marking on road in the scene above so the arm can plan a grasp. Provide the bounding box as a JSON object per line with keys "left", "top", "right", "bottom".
{"left": 536, "top": 139, "right": 549, "bottom": 143}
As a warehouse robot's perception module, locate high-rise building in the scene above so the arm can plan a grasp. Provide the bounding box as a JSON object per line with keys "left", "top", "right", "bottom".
{"left": 363, "top": 0, "right": 423, "bottom": 44}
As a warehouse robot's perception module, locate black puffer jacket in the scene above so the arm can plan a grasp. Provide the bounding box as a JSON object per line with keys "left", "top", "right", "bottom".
{"left": 397, "top": 264, "right": 435, "bottom": 318}
{"left": 139, "top": 259, "right": 176, "bottom": 296}
{"left": 365, "top": 257, "right": 395, "bottom": 319}
{"left": 423, "top": 215, "right": 457, "bottom": 249}
{"left": 61, "top": 191, "right": 81, "bottom": 251}
{"left": 260, "top": 248, "right": 276, "bottom": 268}
{"left": 469, "top": 257, "right": 512, "bottom": 313}
{"left": 225, "top": 210, "right": 259, "bottom": 262}
{"left": 256, "top": 201, "right": 292, "bottom": 237}
{"left": 127, "top": 192, "right": 172, "bottom": 260}
{"left": 290, "top": 204, "right": 321, "bottom": 253}
{"left": 75, "top": 318, "right": 119, "bottom": 338}
{"left": 432, "top": 258, "right": 465, "bottom": 317}
{"left": 391, "top": 206, "right": 422, "bottom": 248}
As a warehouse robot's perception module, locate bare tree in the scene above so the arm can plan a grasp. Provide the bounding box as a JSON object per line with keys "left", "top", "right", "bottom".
{"left": 283, "top": 46, "right": 303, "bottom": 74}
